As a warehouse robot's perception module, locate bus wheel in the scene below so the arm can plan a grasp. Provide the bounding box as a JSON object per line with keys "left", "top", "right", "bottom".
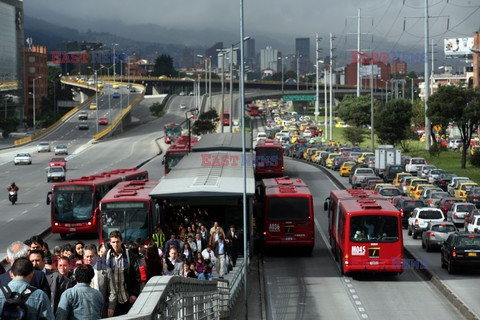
{"left": 60, "top": 233, "right": 67, "bottom": 239}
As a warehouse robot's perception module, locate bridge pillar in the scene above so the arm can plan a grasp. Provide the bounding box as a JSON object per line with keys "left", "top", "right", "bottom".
{"left": 79, "top": 91, "right": 89, "bottom": 103}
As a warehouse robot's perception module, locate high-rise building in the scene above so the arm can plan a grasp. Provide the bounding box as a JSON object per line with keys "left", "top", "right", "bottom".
{"left": 260, "top": 46, "right": 279, "bottom": 72}
{"left": 0, "top": 0, "right": 25, "bottom": 121}
{"left": 295, "top": 37, "right": 311, "bottom": 74}
{"left": 206, "top": 42, "right": 223, "bottom": 68}
{"left": 246, "top": 38, "right": 255, "bottom": 68}
{"left": 23, "top": 45, "right": 48, "bottom": 123}
{"left": 391, "top": 58, "right": 407, "bottom": 76}
{"left": 218, "top": 48, "right": 238, "bottom": 72}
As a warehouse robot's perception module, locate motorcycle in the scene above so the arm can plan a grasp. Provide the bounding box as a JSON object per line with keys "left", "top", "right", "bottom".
{"left": 9, "top": 190, "right": 17, "bottom": 205}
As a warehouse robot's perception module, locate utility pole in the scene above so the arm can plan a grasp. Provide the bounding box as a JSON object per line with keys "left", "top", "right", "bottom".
{"left": 424, "top": 0, "right": 431, "bottom": 150}
{"left": 296, "top": 52, "right": 300, "bottom": 91}
{"left": 220, "top": 51, "right": 225, "bottom": 133}
{"left": 209, "top": 59, "right": 212, "bottom": 111}
{"left": 370, "top": 58, "right": 374, "bottom": 151}
{"left": 324, "top": 68, "right": 328, "bottom": 141}
{"left": 357, "top": 8, "right": 361, "bottom": 97}
{"left": 329, "top": 33, "right": 335, "bottom": 140}
{"left": 230, "top": 45, "right": 234, "bottom": 133}
{"left": 411, "top": 78, "right": 414, "bottom": 104}
{"left": 315, "top": 33, "right": 322, "bottom": 123}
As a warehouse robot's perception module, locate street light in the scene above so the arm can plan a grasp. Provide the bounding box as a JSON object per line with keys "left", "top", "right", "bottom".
{"left": 315, "top": 59, "right": 324, "bottom": 123}
{"left": 112, "top": 43, "right": 119, "bottom": 82}
{"left": 185, "top": 108, "right": 199, "bottom": 152}
{"left": 296, "top": 53, "right": 302, "bottom": 91}
{"left": 102, "top": 65, "right": 114, "bottom": 123}
{"left": 88, "top": 65, "right": 104, "bottom": 134}
{"left": 32, "top": 76, "right": 42, "bottom": 131}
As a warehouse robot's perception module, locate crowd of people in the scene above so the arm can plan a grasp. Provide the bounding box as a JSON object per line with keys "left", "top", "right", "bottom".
{"left": 0, "top": 218, "right": 241, "bottom": 319}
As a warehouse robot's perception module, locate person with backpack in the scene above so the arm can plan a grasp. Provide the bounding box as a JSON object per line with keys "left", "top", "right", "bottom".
{"left": 0, "top": 258, "right": 54, "bottom": 320}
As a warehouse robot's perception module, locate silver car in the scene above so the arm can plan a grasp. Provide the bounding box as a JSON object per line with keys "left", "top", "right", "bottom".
{"left": 422, "top": 222, "right": 456, "bottom": 251}
{"left": 54, "top": 145, "right": 68, "bottom": 155}
{"left": 14, "top": 153, "right": 32, "bottom": 165}
{"left": 37, "top": 142, "right": 51, "bottom": 152}
{"left": 447, "top": 203, "right": 476, "bottom": 227}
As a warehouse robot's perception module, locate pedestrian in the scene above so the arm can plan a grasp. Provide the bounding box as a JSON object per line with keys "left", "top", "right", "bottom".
{"left": 29, "top": 250, "right": 72, "bottom": 314}
{"left": 83, "top": 244, "right": 115, "bottom": 318}
{"left": 194, "top": 252, "right": 208, "bottom": 280}
{"left": 105, "top": 231, "right": 140, "bottom": 316}
{"left": 56, "top": 264, "right": 104, "bottom": 320}
{"left": 0, "top": 241, "right": 51, "bottom": 299}
{"left": 182, "top": 263, "right": 197, "bottom": 278}
{"left": 199, "top": 225, "right": 210, "bottom": 243}
{"left": 98, "top": 243, "right": 107, "bottom": 258}
{"left": 201, "top": 245, "right": 215, "bottom": 279}
{"left": 213, "top": 234, "right": 228, "bottom": 279}
{"left": 194, "top": 232, "right": 207, "bottom": 253}
{"left": 73, "top": 241, "right": 84, "bottom": 261}
{"left": 144, "top": 243, "right": 163, "bottom": 282}
{"left": 0, "top": 258, "right": 54, "bottom": 320}
{"left": 209, "top": 221, "right": 219, "bottom": 236}
{"left": 151, "top": 226, "right": 166, "bottom": 251}
{"left": 56, "top": 256, "right": 73, "bottom": 280}
{"left": 164, "top": 234, "right": 180, "bottom": 254}
{"left": 180, "top": 243, "right": 194, "bottom": 265}
{"left": 209, "top": 226, "right": 226, "bottom": 247}
{"left": 226, "top": 225, "right": 239, "bottom": 267}
{"left": 163, "top": 247, "right": 183, "bottom": 276}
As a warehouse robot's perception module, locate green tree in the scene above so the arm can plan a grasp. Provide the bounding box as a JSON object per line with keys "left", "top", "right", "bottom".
{"left": 0, "top": 116, "right": 19, "bottom": 138}
{"left": 342, "top": 126, "right": 366, "bottom": 146}
{"left": 338, "top": 95, "right": 379, "bottom": 127}
{"left": 411, "top": 99, "right": 425, "bottom": 128}
{"left": 152, "top": 54, "right": 178, "bottom": 77}
{"left": 192, "top": 108, "right": 219, "bottom": 135}
{"left": 427, "top": 85, "right": 480, "bottom": 168}
{"left": 374, "top": 99, "right": 412, "bottom": 146}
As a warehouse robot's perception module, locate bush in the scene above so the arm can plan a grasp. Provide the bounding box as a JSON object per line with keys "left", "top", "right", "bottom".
{"left": 342, "top": 126, "right": 365, "bottom": 146}
{"left": 428, "top": 143, "right": 441, "bottom": 157}
{"left": 470, "top": 151, "right": 480, "bottom": 167}
{"left": 150, "top": 102, "right": 165, "bottom": 117}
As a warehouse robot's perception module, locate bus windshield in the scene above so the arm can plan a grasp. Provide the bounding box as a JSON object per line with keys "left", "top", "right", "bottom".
{"left": 350, "top": 215, "right": 399, "bottom": 242}
{"left": 267, "top": 197, "right": 310, "bottom": 220}
{"left": 53, "top": 185, "right": 94, "bottom": 222}
{"left": 256, "top": 148, "right": 282, "bottom": 165}
{"left": 102, "top": 203, "right": 149, "bottom": 243}
{"left": 165, "top": 153, "right": 186, "bottom": 173}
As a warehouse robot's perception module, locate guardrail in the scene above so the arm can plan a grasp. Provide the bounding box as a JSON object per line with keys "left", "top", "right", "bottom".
{"left": 108, "top": 257, "right": 246, "bottom": 320}
{"left": 93, "top": 83, "right": 146, "bottom": 140}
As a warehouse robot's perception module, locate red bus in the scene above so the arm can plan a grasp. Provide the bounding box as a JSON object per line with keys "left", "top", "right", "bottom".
{"left": 335, "top": 198, "right": 403, "bottom": 275}
{"left": 222, "top": 110, "right": 230, "bottom": 126}
{"left": 47, "top": 168, "right": 149, "bottom": 238}
{"left": 249, "top": 104, "right": 259, "bottom": 116}
{"left": 255, "top": 139, "right": 284, "bottom": 178}
{"left": 324, "top": 189, "right": 384, "bottom": 255}
{"left": 163, "top": 135, "right": 198, "bottom": 175}
{"left": 99, "top": 179, "right": 159, "bottom": 244}
{"left": 164, "top": 122, "right": 182, "bottom": 144}
{"left": 259, "top": 176, "right": 314, "bottom": 253}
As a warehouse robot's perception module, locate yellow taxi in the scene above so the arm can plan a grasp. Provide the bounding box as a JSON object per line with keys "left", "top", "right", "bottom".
{"left": 406, "top": 178, "right": 428, "bottom": 197}
{"left": 394, "top": 172, "right": 411, "bottom": 187}
{"left": 303, "top": 148, "right": 319, "bottom": 161}
{"left": 312, "top": 150, "right": 322, "bottom": 162}
{"left": 340, "top": 161, "right": 356, "bottom": 177}
{"left": 412, "top": 184, "right": 434, "bottom": 199}
{"left": 357, "top": 152, "right": 374, "bottom": 164}
{"left": 325, "top": 153, "right": 340, "bottom": 168}
{"left": 89, "top": 103, "right": 97, "bottom": 110}
{"left": 112, "top": 84, "right": 120, "bottom": 89}
{"left": 290, "top": 135, "right": 300, "bottom": 143}
{"left": 455, "top": 182, "right": 479, "bottom": 201}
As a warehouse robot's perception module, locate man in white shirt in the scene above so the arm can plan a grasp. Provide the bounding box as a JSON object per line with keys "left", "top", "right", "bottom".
{"left": 213, "top": 235, "right": 227, "bottom": 279}
{"left": 186, "top": 235, "right": 197, "bottom": 253}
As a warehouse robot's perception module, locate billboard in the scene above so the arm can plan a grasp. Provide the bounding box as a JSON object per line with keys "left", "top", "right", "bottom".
{"left": 360, "top": 65, "right": 380, "bottom": 77}
{"left": 444, "top": 38, "right": 474, "bottom": 56}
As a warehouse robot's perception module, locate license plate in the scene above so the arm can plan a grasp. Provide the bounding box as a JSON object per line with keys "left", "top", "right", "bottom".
{"left": 284, "top": 237, "right": 294, "bottom": 241}
{"left": 370, "top": 261, "right": 379, "bottom": 265}
{"left": 69, "top": 228, "right": 76, "bottom": 231}
{"left": 468, "top": 252, "right": 477, "bottom": 257}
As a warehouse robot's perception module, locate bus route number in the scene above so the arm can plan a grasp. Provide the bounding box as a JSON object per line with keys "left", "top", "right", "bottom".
{"left": 269, "top": 223, "right": 280, "bottom": 232}
{"left": 351, "top": 246, "right": 366, "bottom": 256}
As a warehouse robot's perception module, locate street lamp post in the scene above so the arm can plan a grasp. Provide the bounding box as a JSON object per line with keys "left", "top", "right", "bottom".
{"left": 185, "top": 108, "right": 199, "bottom": 152}
{"left": 296, "top": 53, "right": 301, "bottom": 91}
{"left": 103, "top": 65, "right": 113, "bottom": 123}
{"left": 112, "top": 43, "right": 119, "bottom": 82}
{"left": 324, "top": 67, "right": 328, "bottom": 141}
{"left": 315, "top": 59, "right": 324, "bottom": 124}
{"left": 49, "top": 79, "right": 57, "bottom": 121}
{"left": 32, "top": 76, "right": 42, "bottom": 131}
{"left": 88, "top": 66, "right": 104, "bottom": 134}
{"left": 279, "top": 57, "right": 284, "bottom": 94}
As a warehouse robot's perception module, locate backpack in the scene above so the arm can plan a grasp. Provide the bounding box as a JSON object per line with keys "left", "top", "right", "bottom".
{"left": 1, "top": 285, "right": 36, "bottom": 320}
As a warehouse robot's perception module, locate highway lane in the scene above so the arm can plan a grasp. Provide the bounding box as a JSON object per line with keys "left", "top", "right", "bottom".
{"left": 322, "top": 161, "right": 480, "bottom": 318}
{"left": 0, "top": 94, "right": 179, "bottom": 257}
{"left": 263, "top": 159, "right": 463, "bottom": 320}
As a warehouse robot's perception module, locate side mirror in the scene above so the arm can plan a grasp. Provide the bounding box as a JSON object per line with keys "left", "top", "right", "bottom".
{"left": 46, "top": 191, "right": 51, "bottom": 205}
{"left": 324, "top": 197, "right": 330, "bottom": 211}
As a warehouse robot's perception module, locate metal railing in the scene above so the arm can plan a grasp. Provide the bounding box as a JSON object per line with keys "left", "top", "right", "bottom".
{"left": 107, "top": 257, "right": 246, "bottom": 320}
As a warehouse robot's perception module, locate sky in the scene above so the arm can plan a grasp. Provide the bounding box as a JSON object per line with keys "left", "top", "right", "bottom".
{"left": 24, "top": 0, "right": 480, "bottom": 68}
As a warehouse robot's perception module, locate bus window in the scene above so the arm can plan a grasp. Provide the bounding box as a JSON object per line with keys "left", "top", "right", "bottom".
{"left": 267, "top": 198, "right": 310, "bottom": 220}
{"left": 350, "top": 215, "right": 399, "bottom": 242}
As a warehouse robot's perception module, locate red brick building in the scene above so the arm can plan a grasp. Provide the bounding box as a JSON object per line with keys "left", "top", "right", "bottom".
{"left": 391, "top": 59, "right": 407, "bottom": 76}
{"left": 23, "top": 45, "right": 48, "bottom": 123}
{"left": 345, "top": 61, "right": 391, "bottom": 89}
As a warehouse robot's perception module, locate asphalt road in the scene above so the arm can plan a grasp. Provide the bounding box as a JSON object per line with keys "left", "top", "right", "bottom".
{"left": 263, "top": 158, "right": 464, "bottom": 320}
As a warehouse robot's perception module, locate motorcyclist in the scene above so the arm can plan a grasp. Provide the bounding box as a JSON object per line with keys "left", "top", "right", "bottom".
{"left": 7, "top": 182, "right": 19, "bottom": 193}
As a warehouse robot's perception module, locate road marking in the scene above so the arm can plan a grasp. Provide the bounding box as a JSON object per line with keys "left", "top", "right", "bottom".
{"left": 21, "top": 210, "right": 27, "bottom": 215}
{"left": 34, "top": 204, "right": 39, "bottom": 208}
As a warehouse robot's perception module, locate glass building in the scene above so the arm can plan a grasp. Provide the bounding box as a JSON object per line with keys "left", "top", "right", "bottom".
{"left": 0, "top": 0, "right": 24, "bottom": 121}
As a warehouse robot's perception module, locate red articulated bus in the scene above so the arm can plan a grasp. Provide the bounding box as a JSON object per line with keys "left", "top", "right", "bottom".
{"left": 222, "top": 110, "right": 230, "bottom": 126}
{"left": 99, "top": 179, "right": 159, "bottom": 244}
{"left": 163, "top": 135, "right": 198, "bottom": 175}
{"left": 47, "top": 168, "right": 149, "bottom": 238}
{"left": 255, "top": 139, "right": 284, "bottom": 178}
{"left": 164, "top": 122, "right": 182, "bottom": 144}
{"left": 335, "top": 198, "right": 403, "bottom": 275}
{"left": 325, "top": 189, "right": 385, "bottom": 256}
{"left": 249, "top": 104, "right": 259, "bottom": 116}
{"left": 259, "top": 176, "right": 315, "bottom": 254}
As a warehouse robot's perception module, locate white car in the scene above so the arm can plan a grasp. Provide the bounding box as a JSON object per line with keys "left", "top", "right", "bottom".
{"left": 37, "top": 142, "right": 51, "bottom": 152}
{"left": 54, "top": 145, "right": 68, "bottom": 155}
{"left": 448, "top": 139, "right": 462, "bottom": 150}
{"left": 405, "top": 157, "right": 427, "bottom": 174}
{"left": 466, "top": 216, "right": 480, "bottom": 233}
{"left": 14, "top": 153, "right": 32, "bottom": 165}
{"left": 47, "top": 166, "right": 66, "bottom": 182}
{"left": 408, "top": 208, "right": 445, "bottom": 239}
{"left": 256, "top": 132, "right": 267, "bottom": 142}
